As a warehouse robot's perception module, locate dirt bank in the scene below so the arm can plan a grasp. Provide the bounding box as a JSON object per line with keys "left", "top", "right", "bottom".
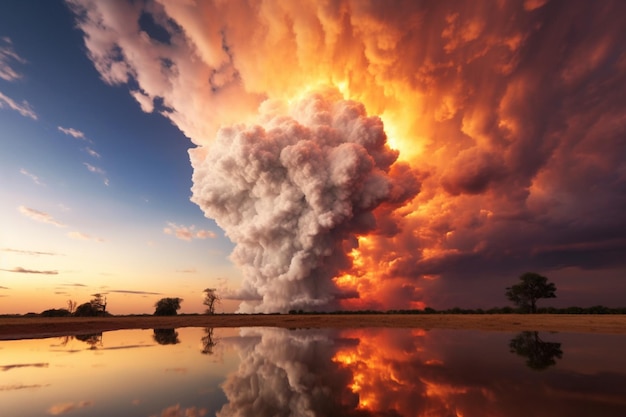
{"left": 1, "top": 314, "right": 625, "bottom": 340}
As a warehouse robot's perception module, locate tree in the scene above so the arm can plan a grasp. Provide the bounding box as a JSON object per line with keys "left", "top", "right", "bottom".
{"left": 203, "top": 288, "right": 221, "bottom": 315}
{"left": 90, "top": 293, "right": 107, "bottom": 315}
{"left": 154, "top": 297, "right": 183, "bottom": 316}
{"left": 67, "top": 299, "right": 77, "bottom": 314}
{"left": 74, "top": 302, "right": 99, "bottom": 317}
{"left": 41, "top": 308, "right": 71, "bottom": 317}
{"left": 505, "top": 272, "right": 556, "bottom": 313}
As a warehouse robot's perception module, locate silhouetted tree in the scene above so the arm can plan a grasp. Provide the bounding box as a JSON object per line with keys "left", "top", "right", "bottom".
{"left": 90, "top": 293, "right": 107, "bottom": 315}
{"left": 74, "top": 302, "right": 99, "bottom": 317}
{"left": 203, "top": 288, "right": 221, "bottom": 314}
{"left": 509, "top": 331, "right": 563, "bottom": 370}
{"left": 153, "top": 328, "right": 180, "bottom": 345}
{"left": 154, "top": 297, "right": 183, "bottom": 316}
{"left": 41, "top": 308, "right": 71, "bottom": 317}
{"left": 67, "top": 299, "right": 77, "bottom": 314}
{"left": 505, "top": 272, "right": 556, "bottom": 313}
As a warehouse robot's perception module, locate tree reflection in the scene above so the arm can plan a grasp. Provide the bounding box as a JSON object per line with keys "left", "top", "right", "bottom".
{"left": 509, "top": 331, "right": 563, "bottom": 370}
{"left": 201, "top": 327, "right": 217, "bottom": 355}
{"left": 153, "top": 328, "right": 180, "bottom": 345}
{"left": 74, "top": 333, "right": 103, "bottom": 350}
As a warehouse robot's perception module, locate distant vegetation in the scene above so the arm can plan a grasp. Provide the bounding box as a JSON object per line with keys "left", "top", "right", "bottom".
{"left": 74, "top": 294, "right": 109, "bottom": 317}
{"left": 154, "top": 297, "right": 183, "bottom": 316}
{"left": 2, "top": 283, "right": 625, "bottom": 318}
{"left": 287, "top": 306, "right": 626, "bottom": 315}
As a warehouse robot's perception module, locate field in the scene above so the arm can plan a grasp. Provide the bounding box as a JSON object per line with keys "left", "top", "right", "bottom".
{"left": 1, "top": 314, "right": 625, "bottom": 340}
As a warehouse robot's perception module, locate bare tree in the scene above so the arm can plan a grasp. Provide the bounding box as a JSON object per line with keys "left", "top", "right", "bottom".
{"left": 67, "top": 299, "right": 77, "bottom": 314}
{"left": 203, "top": 288, "right": 221, "bottom": 315}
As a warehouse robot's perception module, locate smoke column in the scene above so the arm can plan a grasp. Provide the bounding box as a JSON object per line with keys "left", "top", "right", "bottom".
{"left": 190, "top": 90, "right": 418, "bottom": 312}
{"left": 69, "top": 0, "right": 626, "bottom": 310}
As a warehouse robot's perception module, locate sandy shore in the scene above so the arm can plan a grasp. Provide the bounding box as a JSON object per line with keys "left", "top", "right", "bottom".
{"left": 1, "top": 314, "right": 625, "bottom": 340}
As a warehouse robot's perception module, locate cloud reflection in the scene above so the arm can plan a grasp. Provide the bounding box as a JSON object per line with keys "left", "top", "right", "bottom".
{"left": 47, "top": 400, "right": 93, "bottom": 415}
{"left": 218, "top": 328, "right": 626, "bottom": 417}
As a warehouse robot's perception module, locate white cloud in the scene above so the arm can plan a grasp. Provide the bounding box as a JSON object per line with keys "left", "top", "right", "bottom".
{"left": 0, "top": 91, "right": 37, "bottom": 120}
{"left": 85, "top": 147, "right": 101, "bottom": 158}
{"left": 163, "top": 222, "right": 216, "bottom": 241}
{"left": 19, "top": 168, "right": 44, "bottom": 186}
{"left": 58, "top": 126, "right": 88, "bottom": 141}
{"left": 0, "top": 37, "right": 26, "bottom": 81}
{"left": 18, "top": 206, "right": 65, "bottom": 227}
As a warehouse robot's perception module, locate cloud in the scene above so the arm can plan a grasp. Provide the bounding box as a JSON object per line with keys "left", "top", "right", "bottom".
{"left": 153, "top": 404, "right": 207, "bottom": 417}
{"left": 60, "top": 282, "right": 87, "bottom": 287}
{"left": 0, "top": 286, "right": 9, "bottom": 289}
{"left": 0, "top": 37, "right": 25, "bottom": 81}
{"left": 0, "top": 91, "right": 37, "bottom": 119}
{"left": 18, "top": 206, "right": 66, "bottom": 227}
{"left": 85, "top": 147, "right": 100, "bottom": 158}
{"left": 70, "top": 1, "right": 626, "bottom": 310}
{"left": 108, "top": 289, "right": 163, "bottom": 295}
{"left": 47, "top": 401, "right": 93, "bottom": 416}
{"left": 67, "top": 231, "right": 104, "bottom": 242}
{"left": 130, "top": 89, "right": 154, "bottom": 112}
{"left": 57, "top": 126, "right": 88, "bottom": 141}
{"left": 0, "top": 267, "right": 58, "bottom": 275}
{"left": 176, "top": 268, "right": 197, "bottom": 274}
{"left": 0, "top": 384, "right": 50, "bottom": 391}
{"left": 1, "top": 248, "right": 59, "bottom": 256}
{"left": 82, "top": 163, "right": 109, "bottom": 186}
{"left": 163, "top": 223, "right": 216, "bottom": 241}
{"left": 19, "top": 168, "right": 45, "bottom": 186}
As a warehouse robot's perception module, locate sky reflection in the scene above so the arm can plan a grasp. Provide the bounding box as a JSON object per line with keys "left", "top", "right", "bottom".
{"left": 1, "top": 327, "right": 625, "bottom": 416}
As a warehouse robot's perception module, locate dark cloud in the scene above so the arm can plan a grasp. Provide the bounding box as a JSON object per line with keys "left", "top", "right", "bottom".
{"left": 1, "top": 267, "right": 58, "bottom": 275}
{"left": 108, "top": 289, "right": 163, "bottom": 295}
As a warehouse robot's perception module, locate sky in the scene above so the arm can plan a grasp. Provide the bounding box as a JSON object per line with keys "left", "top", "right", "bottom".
{"left": 1, "top": 0, "right": 625, "bottom": 314}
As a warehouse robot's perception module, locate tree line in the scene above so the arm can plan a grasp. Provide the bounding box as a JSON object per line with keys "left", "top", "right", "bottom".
{"left": 27, "top": 272, "right": 626, "bottom": 317}
{"left": 39, "top": 288, "right": 221, "bottom": 317}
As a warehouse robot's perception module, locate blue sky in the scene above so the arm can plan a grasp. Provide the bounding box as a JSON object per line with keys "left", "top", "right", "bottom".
{"left": 0, "top": 1, "right": 239, "bottom": 314}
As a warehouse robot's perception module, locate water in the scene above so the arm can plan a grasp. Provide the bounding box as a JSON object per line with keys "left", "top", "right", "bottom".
{"left": 1, "top": 327, "right": 625, "bottom": 416}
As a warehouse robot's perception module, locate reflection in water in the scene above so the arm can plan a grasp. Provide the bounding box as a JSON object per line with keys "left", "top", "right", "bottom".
{"left": 218, "top": 328, "right": 626, "bottom": 417}
{"left": 509, "top": 331, "right": 563, "bottom": 370}
{"left": 153, "top": 328, "right": 180, "bottom": 345}
{"left": 74, "top": 333, "right": 103, "bottom": 350}
{"left": 217, "top": 328, "right": 359, "bottom": 417}
{"left": 1, "top": 328, "right": 626, "bottom": 416}
{"left": 201, "top": 327, "right": 217, "bottom": 355}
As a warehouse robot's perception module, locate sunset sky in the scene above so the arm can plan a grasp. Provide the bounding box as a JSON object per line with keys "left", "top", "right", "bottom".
{"left": 1, "top": 0, "right": 625, "bottom": 314}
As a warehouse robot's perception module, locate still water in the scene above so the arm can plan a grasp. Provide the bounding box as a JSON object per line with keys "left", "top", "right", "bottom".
{"left": 1, "top": 327, "right": 625, "bottom": 417}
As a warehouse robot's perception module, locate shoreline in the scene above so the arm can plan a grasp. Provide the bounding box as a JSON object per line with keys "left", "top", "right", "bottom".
{"left": 1, "top": 314, "right": 625, "bottom": 340}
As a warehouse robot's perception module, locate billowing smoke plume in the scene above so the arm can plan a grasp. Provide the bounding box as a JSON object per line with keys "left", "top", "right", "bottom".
{"left": 190, "top": 90, "right": 418, "bottom": 312}
{"left": 69, "top": 0, "right": 626, "bottom": 309}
